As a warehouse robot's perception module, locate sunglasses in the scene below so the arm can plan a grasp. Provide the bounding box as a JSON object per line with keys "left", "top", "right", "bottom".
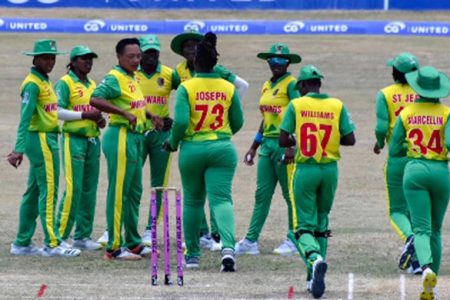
{"left": 267, "top": 57, "right": 289, "bottom": 66}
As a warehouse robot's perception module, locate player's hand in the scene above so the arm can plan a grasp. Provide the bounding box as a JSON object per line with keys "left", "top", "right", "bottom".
{"left": 7, "top": 151, "right": 23, "bottom": 169}
{"left": 244, "top": 148, "right": 256, "bottom": 166}
{"left": 282, "top": 147, "right": 295, "bottom": 165}
{"left": 162, "top": 117, "right": 173, "bottom": 131}
{"left": 151, "top": 115, "right": 164, "bottom": 131}
{"left": 82, "top": 109, "right": 103, "bottom": 122}
{"left": 124, "top": 111, "right": 137, "bottom": 130}
{"left": 97, "top": 117, "right": 106, "bottom": 129}
{"left": 373, "top": 142, "right": 381, "bottom": 155}
{"left": 162, "top": 140, "right": 176, "bottom": 152}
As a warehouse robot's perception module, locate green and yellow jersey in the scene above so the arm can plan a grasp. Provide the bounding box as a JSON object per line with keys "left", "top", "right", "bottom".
{"left": 259, "top": 73, "right": 299, "bottom": 138}
{"left": 175, "top": 60, "right": 236, "bottom": 84}
{"left": 375, "top": 83, "right": 418, "bottom": 148}
{"left": 281, "top": 92, "right": 355, "bottom": 164}
{"left": 15, "top": 68, "right": 59, "bottom": 153}
{"left": 168, "top": 73, "right": 244, "bottom": 149}
{"left": 390, "top": 98, "right": 450, "bottom": 161}
{"left": 135, "top": 63, "right": 179, "bottom": 130}
{"left": 92, "top": 66, "right": 146, "bottom": 133}
{"left": 56, "top": 70, "right": 99, "bottom": 137}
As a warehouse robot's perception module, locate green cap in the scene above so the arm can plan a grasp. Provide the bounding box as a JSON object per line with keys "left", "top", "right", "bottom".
{"left": 70, "top": 45, "right": 98, "bottom": 61}
{"left": 386, "top": 52, "right": 419, "bottom": 73}
{"left": 297, "top": 64, "right": 324, "bottom": 81}
{"left": 257, "top": 42, "right": 301, "bottom": 64}
{"left": 406, "top": 66, "right": 450, "bottom": 98}
{"left": 139, "top": 34, "right": 161, "bottom": 52}
{"left": 170, "top": 29, "right": 203, "bottom": 56}
{"left": 23, "top": 39, "right": 67, "bottom": 56}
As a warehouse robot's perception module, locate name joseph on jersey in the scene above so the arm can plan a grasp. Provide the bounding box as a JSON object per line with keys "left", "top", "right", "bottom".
{"left": 196, "top": 91, "right": 227, "bottom": 101}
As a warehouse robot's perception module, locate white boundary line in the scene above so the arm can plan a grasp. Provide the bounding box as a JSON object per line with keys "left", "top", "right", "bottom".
{"left": 400, "top": 274, "right": 405, "bottom": 300}
{"left": 348, "top": 272, "right": 354, "bottom": 300}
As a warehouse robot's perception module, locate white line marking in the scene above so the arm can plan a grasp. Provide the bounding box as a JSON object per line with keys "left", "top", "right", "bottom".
{"left": 348, "top": 273, "right": 354, "bottom": 300}
{"left": 400, "top": 274, "right": 405, "bottom": 300}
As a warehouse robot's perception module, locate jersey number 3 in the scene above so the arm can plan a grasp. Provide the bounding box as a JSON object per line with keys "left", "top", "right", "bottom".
{"left": 408, "top": 129, "right": 443, "bottom": 155}
{"left": 300, "top": 122, "right": 332, "bottom": 157}
{"left": 195, "top": 104, "right": 224, "bottom": 131}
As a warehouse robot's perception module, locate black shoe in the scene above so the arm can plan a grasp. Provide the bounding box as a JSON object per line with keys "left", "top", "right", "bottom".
{"left": 220, "top": 248, "right": 236, "bottom": 272}
{"left": 311, "top": 257, "right": 327, "bottom": 299}
{"left": 399, "top": 236, "right": 415, "bottom": 270}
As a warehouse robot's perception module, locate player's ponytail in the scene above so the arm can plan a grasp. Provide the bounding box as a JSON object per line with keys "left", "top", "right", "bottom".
{"left": 195, "top": 32, "right": 219, "bottom": 71}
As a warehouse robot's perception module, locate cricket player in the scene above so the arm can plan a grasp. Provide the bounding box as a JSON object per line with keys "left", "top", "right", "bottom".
{"left": 164, "top": 32, "right": 244, "bottom": 272}
{"left": 373, "top": 52, "right": 421, "bottom": 274}
{"left": 8, "top": 39, "right": 80, "bottom": 257}
{"left": 280, "top": 65, "right": 355, "bottom": 298}
{"left": 390, "top": 66, "right": 450, "bottom": 300}
{"left": 55, "top": 45, "right": 105, "bottom": 251}
{"left": 90, "top": 38, "right": 161, "bottom": 260}
{"left": 236, "top": 42, "right": 300, "bottom": 256}
{"left": 171, "top": 29, "right": 249, "bottom": 250}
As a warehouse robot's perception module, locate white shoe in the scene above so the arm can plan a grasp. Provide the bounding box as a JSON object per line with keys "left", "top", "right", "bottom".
{"left": 311, "top": 256, "right": 328, "bottom": 299}
{"left": 10, "top": 243, "right": 42, "bottom": 256}
{"left": 273, "top": 239, "right": 297, "bottom": 256}
{"left": 97, "top": 230, "right": 108, "bottom": 246}
{"left": 235, "top": 238, "right": 260, "bottom": 256}
{"left": 200, "top": 234, "right": 212, "bottom": 249}
{"left": 60, "top": 240, "right": 72, "bottom": 249}
{"left": 42, "top": 245, "right": 81, "bottom": 257}
{"left": 306, "top": 280, "right": 312, "bottom": 293}
{"left": 421, "top": 268, "right": 437, "bottom": 300}
{"left": 103, "top": 248, "right": 141, "bottom": 261}
{"left": 142, "top": 229, "right": 152, "bottom": 247}
{"left": 210, "top": 239, "right": 222, "bottom": 251}
{"left": 73, "top": 238, "right": 103, "bottom": 251}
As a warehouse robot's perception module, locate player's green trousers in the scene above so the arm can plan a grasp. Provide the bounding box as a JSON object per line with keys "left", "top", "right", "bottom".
{"left": 288, "top": 162, "right": 338, "bottom": 279}
{"left": 245, "top": 138, "right": 294, "bottom": 242}
{"left": 103, "top": 126, "right": 144, "bottom": 252}
{"left": 14, "top": 132, "right": 61, "bottom": 248}
{"left": 385, "top": 156, "right": 413, "bottom": 241}
{"left": 142, "top": 130, "right": 172, "bottom": 229}
{"left": 56, "top": 133, "right": 100, "bottom": 240}
{"left": 179, "top": 139, "right": 237, "bottom": 257}
{"left": 403, "top": 159, "right": 449, "bottom": 275}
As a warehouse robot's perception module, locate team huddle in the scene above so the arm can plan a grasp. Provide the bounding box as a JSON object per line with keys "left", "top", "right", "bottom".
{"left": 6, "top": 30, "right": 450, "bottom": 300}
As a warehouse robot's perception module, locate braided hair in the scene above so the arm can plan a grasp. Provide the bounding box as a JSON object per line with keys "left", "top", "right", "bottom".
{"left": 194, "top": 32, "right": 219, "bottom": 72}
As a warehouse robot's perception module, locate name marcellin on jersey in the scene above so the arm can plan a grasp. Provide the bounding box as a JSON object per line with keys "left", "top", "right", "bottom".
{"left": 408, "top": 115, "right": 444, "bottom": 125}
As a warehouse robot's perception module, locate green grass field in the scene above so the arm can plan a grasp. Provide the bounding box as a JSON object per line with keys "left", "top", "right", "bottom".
{"left": 1, "top": 8, "right": 450, "bottom": 299}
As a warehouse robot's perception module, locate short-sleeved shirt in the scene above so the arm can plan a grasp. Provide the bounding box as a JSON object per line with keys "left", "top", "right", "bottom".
{"left": 397, "top": 99, "right": 450, "bottom": 161}
{"left": 56, "top": 70, "right": 99, "bottom": 137}
{"left": 15, "top": 68, "right": 59, "bottom": 152}
{"left": 281, "top": 92, "right": 355, "bottom": 164}
{"left": 259, "top": 73, "right": 299, "bottom": 138}
{"left": 135, "top": 63, "right": 178, "bottom": 130}
{"left": 92, "top": 65, "right": 146, "bottom": 133}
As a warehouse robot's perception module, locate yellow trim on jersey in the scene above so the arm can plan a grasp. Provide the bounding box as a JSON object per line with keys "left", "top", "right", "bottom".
{"left": 39, "top": 132, "right": 58, "bottom": 247}
{"left": 381, "top": 83, "right": 417, "bottom": 144}
{"left": 163, "top": 153, "right": 172, "bottom": 187}
{"left": 288, "top": 163, "right": 297, "bottom": 231}
{"left": 112, "top": 127, "right": 127, "bottom": 250}
{"left": 384, "top": 162, "right": 407, "bottom": 241}
{"left": 58, "top": 133, "right": 74, "bottom": 237}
